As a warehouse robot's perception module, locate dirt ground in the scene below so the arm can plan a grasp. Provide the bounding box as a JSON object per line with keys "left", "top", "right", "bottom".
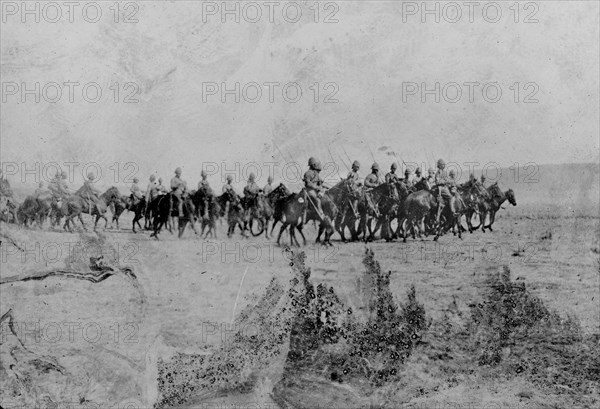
{"left": 1, "top": 200, "right": 599, "bottom": 408}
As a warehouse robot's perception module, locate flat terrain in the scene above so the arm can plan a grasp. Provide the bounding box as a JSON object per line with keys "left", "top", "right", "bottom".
{"left": 1, "top": 184, "right": 599, "bottom": 408}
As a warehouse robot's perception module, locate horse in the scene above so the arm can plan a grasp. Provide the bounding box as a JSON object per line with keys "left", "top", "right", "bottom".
{"left": 302, "top": 189, "right": 338, "bottom": 246}
{"left": 401, "top": 190, "right": 439, "bottom": 242}
{"left": 386, "top": 180, "right": 412, "bottom": 240}
{"left": 61, "top": 189, "right": 110, "bottom": 232}
{"left": 326, "top": 179, "right": 366, "bottom": 242}
{"left": 457, "top": 179, "right": 488, "bottom": 233}
{"left": 219, "top": 190, "right": 247, "bottom": 238}
{"left": 243, "top": 192, "right": 274, "bottom": 239}
{"left": 475, "top": 183, "right": 517, "bottom": 232}
{"left": 361, "top": 182, "right": 399, "bottom": 242}
{"left": 149, "top": 193, "right": 197, "bottom": 239}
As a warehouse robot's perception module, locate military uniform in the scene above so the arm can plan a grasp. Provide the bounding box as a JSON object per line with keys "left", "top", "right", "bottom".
{"left": 385, "top": 171, "right": 400, "bottom": 184}
{"left": 346, "top": 170, "right": 361, "bottom": 185}
{"left": 49, "top": 175, "right": 70, "bottom": 199}
{"left": 222, "top": 182, "right": 235, "bottom": 195}
{"left": 434, "top": 164, "right": 456, "bottom": 215}
{"left": 304, "top": 158, "right": 324, "bottom": 215}
{"left": 364, "top": 172, "right": 381, "bottom": 189}
{"left": 263, "top": 182, "right": 274, "bottom": 196}
{"left": 146, "top": 180, "right": 158, "bottom": 202}
{"left": 131, "top": 182, "right": 143, "bottom": 200}
{"left": 244, "top": 180, "right": 260, "bottom": 198}
{"left": 171, "top": 171, "right": 186, "bottom": 216}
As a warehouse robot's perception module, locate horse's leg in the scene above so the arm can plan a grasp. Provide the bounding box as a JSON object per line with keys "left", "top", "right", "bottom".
{"left": 297, "top": 224, "right": 307, "bottom": 246}
{"left": 277, "top": 223, "right": 287, "bottom": 246}
{"left": 489, "top": 211, "right": 497, "bottom": 231}
{"left": 316, "top": 223, "right": 323, "bottom": 244}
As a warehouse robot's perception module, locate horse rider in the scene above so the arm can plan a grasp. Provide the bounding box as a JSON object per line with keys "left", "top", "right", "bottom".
{"left": 434, "top": 158, "right": 457, "bottom": 220}
{"left": 480, "top": 174, "right": 487, "bottom": 186}
{"left": 170, "top": 167, "right": 187, "bottom": 217}
{"left": 130, "top": 177, "right": 144, "bottom": 206}
{"left": 363, "top": 163, "right": 382, "bottom": 214}
{"left": 34, "top": 181, "right": 48, "bottom": 198}
{"left": 243, "top": 172, "right": 261, "bottom": 208}
{"left": 385, "top": 163, "right": 400, "bottom": 184}
{"left": 425, "top": 168, "right": 436, "bottom": 190}
{"left": 364, "top": 162, "right": 382, "bottom": 189}
{"left": 157, "top": 177, "right": 168, "bottom": 195}
{"left": 263, "top": 175, "right": 274, "bottom": 196}
{"left": 77, "top": 172, "right": 102, "bottom": 213}
{"left": 198, "top": 170, "right": 210, "bottom": 192}
{"left": 303, "top": 157, "right": 325, "bottom": 217}
{"left": 146, "top": 175, "right": 158, "bottom": 203}
{"left": 403, "top": 168, "right": 413, "bottom": 187}
{"left": 222, "top": 174, "right": 236, "bottom": 195}
{"left": 49, "top": 170, "right": 70, "bottom": 202}
{"left": 345, "top": 160, "right": 361, "bottom": 218}
{"left": 413, "top": 167, "right": 423, "bottom": 185}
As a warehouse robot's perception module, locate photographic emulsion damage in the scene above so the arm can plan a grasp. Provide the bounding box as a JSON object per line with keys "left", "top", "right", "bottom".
{"left": 0, "top": 1, "right": 599, "bottom": 408}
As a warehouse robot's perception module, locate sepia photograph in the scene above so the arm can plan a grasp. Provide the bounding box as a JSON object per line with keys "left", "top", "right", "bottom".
{"left": 0, "top": 1, "right": 599, "bottom": 408}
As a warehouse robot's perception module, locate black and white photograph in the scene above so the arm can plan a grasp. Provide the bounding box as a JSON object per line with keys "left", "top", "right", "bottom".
{"left": 1, "top": 1, "right": 599, "bottom": 408}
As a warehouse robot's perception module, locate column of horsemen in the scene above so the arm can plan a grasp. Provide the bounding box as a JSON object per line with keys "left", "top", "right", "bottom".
{"left": 0, "top": 157, "right": 516, "bottom": 244}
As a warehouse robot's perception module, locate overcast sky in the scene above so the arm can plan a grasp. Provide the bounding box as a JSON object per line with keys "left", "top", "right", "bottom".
{"left": 1, "top": 1, "right": 598, "bottom": 185}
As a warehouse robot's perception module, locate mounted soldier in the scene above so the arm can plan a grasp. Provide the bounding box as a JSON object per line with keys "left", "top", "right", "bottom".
{"left": 364, "top": 162, "right": 382, "bottom": 189}
{"left": 157, "top": 177, "right": 168, "bottom": 195}
{"left": 170, "top": 167, "right": 187, "bottom": 217}
{"left": 434, "top": 158, "right": 457, "bottom": 221}
{"left": 403, "top": 168, "right": 413, "bottom": 187}
{"left": 345, "top": 160, "right": 361, "bottom": 218}
{"left": 303, "top": 157, "right": 324, "bottom": 217}
{"left": 75, "top": 172, "right": 103, "bottom": 214}
{"left": 263, "top": 175, "right": 274, "bottom": 196}
{"left": 222, "top": 174, "right": 236, "bottom": 195}
{"left": 34, "top": 181, "right": 48, "bottom": 198}
{"left": 385, "top": 163, "right": 400, "bottom": 184}
{"left": 198, "top": 170, "right": 211, "bottom": 193}
{"left": 146, "top": 175, "right": 158, "bottom": 203}
{"left": 243, "top": 172, "right": 261, "bottom": 206}
{"left": 49, "top": 170, "right": 70, "bottom": 202}
{"left": 425, "top": 168, "right": 436, "bottom": 190}
{"left": 130, "top": 177, "right": 144, "bottom": 206}
{"left": 413, "top": 167, "right": 423, "bottom": 185}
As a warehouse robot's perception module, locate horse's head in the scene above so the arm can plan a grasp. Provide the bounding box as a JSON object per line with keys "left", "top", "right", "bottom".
{"left": 102, "top": 186, "right": 121, "bottom": 202}
{"left": 386, "top": 181, "right": 399, "bottom": 201}
{"left": 271, "top": 183, "right": 291, "bottom": 199}
{"left": 506, "top": 189, "right": 516, "bottom": 206}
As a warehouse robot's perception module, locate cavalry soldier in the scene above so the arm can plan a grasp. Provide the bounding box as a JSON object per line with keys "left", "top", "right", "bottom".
{"left": 263, "top": 175, "right": 274, "bottom": 196}
{"left": 364, "top": 163, "right": 382, "bottom": 189}
{"left": 425, "top": 168, "right": 436, "bottom": 190}
{"left": 243, "top": 172, "right": 260, "bottom": 199}
{"left": 49, "top": 170, "right": 70, "bottom": 201}
{"left": 413, "top": 167, "right": 423, "bottom": 185}
{"left": 34, "top": 181, "right": 48, "bottom": 198}
{"left": 480, "top": 174, "right": 487, "bottom": 186}
{"left": 170, "top": 167, "right": 187, "bottom": 217}
{"left": 130, "top": 177, "right": 144, "bottom": 205}
{"left": 146, "top": 175, "right": 158, "bottom": 203}
{"left": 434, "top": 158, "right": 457, "bottom": 218}
{"left": 347, "top": 160, "right": 361, "bottom": 185}
{"left": 198, "top": 170, "right": 210, "bottom": 192}
{"left": 77, "top": 172, "right": 102, "bottom": 213}
{"left": 345, "top": 161, "right": 361, "bottom": 218}
{"left": 403, "top": 168, "right": 412, "bottom": 187}
{"left": 385, "top": 163, "right": 400, "bottom": 184}
{"left": 222, "top": 174, "right": 236, "bottom": 195}
{"left": 157, "top": 177, "right": 168, "bottom": 195}
{"left": 303, "top": 157, "right": 324, "bottom": 216}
